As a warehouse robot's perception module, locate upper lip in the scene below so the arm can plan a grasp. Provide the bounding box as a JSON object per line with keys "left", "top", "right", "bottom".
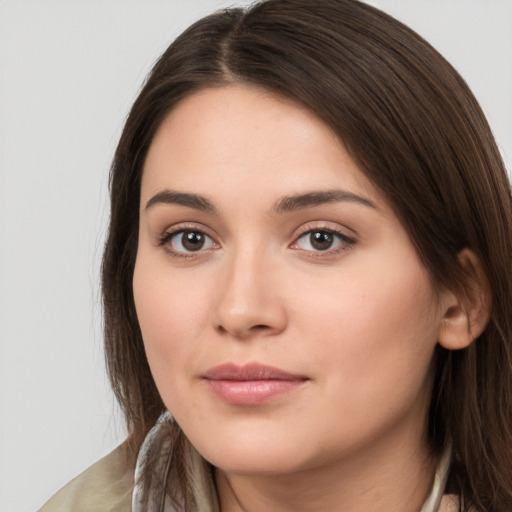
{"left": 202, "top": 363, "right": 308, "bottom": 381}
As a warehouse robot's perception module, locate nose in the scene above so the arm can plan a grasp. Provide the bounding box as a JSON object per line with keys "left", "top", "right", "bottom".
{"left": 213, "top": 249, "right": 287, "bottom": 339}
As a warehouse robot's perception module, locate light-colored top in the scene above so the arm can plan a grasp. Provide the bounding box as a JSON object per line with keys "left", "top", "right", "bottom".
{"left": 39, "top": 444, "right": 133, "bottom": 512}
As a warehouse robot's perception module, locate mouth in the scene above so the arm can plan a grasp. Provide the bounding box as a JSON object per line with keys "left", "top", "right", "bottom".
{"left": 201, "top": 363, "right": 309, "bottom": 405}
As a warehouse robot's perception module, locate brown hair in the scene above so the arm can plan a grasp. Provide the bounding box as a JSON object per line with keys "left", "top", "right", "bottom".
{"left": 102, "top": 0, "right": 512, "bottom": 510}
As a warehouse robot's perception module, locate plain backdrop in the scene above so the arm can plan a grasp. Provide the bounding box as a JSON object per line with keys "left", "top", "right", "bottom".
{"left": 0, "top": 1, "right": 510, "bottom": 510}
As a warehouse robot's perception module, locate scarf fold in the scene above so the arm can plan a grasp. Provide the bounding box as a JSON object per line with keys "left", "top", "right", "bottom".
{"left": 132, "top": 411, "right": 177, "bottom": 512}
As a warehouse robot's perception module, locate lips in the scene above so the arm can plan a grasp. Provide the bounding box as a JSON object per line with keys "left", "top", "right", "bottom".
{"left": 202, "top": 363, "right": 309, "bottom": 405}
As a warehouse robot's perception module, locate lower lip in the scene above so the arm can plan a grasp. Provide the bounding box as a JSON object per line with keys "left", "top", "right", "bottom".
{"left": 205, "top": 379, "right": 306, "bottom": 405}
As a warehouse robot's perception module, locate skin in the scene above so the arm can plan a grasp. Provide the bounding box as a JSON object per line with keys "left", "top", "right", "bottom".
{"left": 133, "top": 84, "right": 461, "bottom": 511}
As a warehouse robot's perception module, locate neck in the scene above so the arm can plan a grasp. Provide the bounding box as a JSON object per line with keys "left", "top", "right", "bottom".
{"left": 216, "top": 428, "right": 437, "bottom": 512}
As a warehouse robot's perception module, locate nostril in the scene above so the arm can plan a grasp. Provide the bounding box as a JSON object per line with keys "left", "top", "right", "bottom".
{"left": 213, "top": 292, "right": 287, "bottom": 338}
{"left": 216, "top": 325, "right": 228, "bottom": 334}
{"left": 215, "top": 322, "right": 276, "bottom": 339}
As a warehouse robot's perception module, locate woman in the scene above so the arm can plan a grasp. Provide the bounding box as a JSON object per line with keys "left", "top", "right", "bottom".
{"left": 41, "top": 0, "right": 512, "bottom": 510}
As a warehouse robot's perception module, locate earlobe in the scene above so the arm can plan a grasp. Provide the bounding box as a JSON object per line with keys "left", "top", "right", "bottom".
{"left": 437, "top": 249, "right": 492, "bottom": 351}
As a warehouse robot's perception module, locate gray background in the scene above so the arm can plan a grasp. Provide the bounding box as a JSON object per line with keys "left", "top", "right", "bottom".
{"left": 1, "top": 1, "right": 511, "bottom": 510}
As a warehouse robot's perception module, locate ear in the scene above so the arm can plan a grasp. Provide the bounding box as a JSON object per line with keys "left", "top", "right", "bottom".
{"left": 438, "top": 249, "right": 492, "bottom": 350}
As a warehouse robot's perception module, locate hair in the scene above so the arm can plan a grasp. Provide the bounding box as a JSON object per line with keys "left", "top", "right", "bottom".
{"left": 101, "top": 0, "right": 512, "bottom": 510}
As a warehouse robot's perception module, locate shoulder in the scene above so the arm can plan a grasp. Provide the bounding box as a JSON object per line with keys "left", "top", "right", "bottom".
{"left": 39, "top": 443, "right": 134, "bottom": 512}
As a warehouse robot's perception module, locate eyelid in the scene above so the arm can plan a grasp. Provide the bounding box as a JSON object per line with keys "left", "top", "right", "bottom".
{"left": 157, "top": 222, "right": 220, "bottom": 258}
{"left": 291, "top": 221, "right": 356, "bottom": 240}
{"left": 289, "top": 221, "right": 356, "bottom": 255}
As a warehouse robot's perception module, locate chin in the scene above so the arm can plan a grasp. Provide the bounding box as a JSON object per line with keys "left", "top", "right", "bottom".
{"left": 188, "top": 428, "right": 314, "bottom": 476}
{"left": 208, "top": 449, "right": 307, "bottom": 477}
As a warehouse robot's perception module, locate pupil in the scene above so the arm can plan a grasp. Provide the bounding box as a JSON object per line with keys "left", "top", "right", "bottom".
{"left": 182, "top": 231, "right": 204, "bottom": 251}
{"left": 310, "top": 231, "right": 333, "bottom": 250}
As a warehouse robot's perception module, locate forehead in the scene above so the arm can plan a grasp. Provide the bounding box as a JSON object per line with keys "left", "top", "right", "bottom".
{"left": 141, "top": 84, "right": 380, "bottom": 207}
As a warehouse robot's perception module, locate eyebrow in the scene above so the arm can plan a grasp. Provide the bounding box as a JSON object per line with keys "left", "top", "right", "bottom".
{"left": 273, "top": 190, "right": 378, "bottom": 213}
{"left": 145, "top": 188, "right": 378, "bottom": 214}
{"left": 145, "top": 190, "right": 216, "bottom": 213}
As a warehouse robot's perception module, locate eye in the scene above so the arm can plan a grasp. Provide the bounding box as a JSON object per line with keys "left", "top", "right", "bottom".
{"left": 165, "top": 229, "right": 217, "bottom": 254}
{"left": 292, "top": 229, "right": 353, "bottom": 253}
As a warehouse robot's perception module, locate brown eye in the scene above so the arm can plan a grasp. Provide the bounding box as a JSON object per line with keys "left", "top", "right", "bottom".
{"left": 310, "top": 231, "right": 334, "bottom": 250}
{"left": 169, "top": 230, "right": 215, "bottom": 253}
{"left": 292, "top": 228, "right": 353, "bottom": 254}
{"left": 182, "top": 231, "right": 205, "bottom": 251}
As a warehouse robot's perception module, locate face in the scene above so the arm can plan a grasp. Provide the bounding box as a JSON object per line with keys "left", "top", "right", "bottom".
{"left": 133, "top": 85, "right": 446, "bottom": 477}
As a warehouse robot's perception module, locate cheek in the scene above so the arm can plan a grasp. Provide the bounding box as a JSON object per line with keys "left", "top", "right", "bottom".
{"left": 132, "top": 254, "right": 212, "bottom": 391}
{"left": 295, "top": 252, "right": 440, "bottom": 409}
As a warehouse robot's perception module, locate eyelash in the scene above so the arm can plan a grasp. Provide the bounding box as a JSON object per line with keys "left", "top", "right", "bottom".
{"left": 157, "top": 223, "right": 356, "bottom": 259}
{"left": 290, "top": 225, "right": 355, "bottom": 257}
{"left": 157, "top": 224, "right": 218, "bottom": 259}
